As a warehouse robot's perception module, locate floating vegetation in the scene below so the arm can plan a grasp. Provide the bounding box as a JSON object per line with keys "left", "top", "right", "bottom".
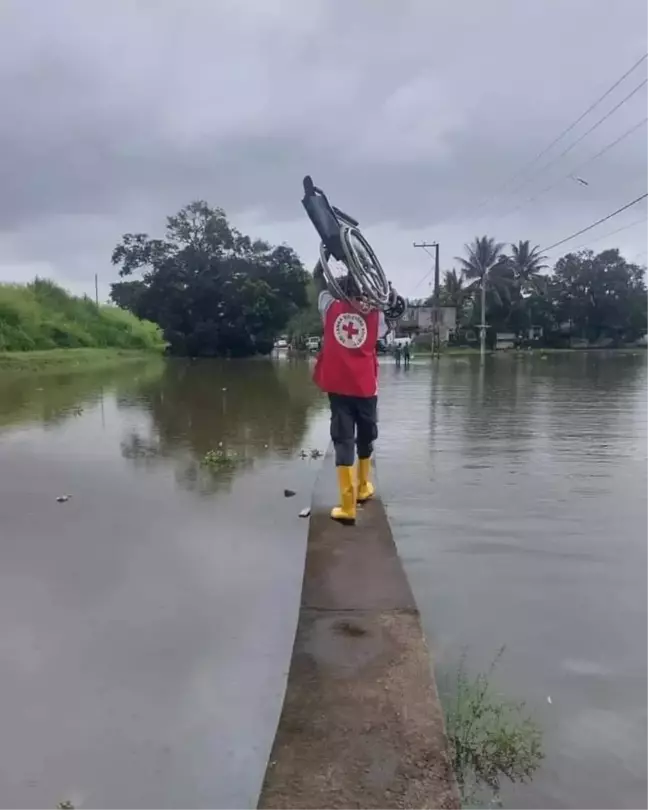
{"left": 201, "top": 449, "right": 241, "bottom": 471}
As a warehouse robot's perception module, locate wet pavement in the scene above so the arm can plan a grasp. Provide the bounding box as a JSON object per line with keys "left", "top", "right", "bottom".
{"left": 259, "top": 495, "right": 459, "bottom": 810}
{"left": 0, "top": 352, "right": 646, "bottom": 808}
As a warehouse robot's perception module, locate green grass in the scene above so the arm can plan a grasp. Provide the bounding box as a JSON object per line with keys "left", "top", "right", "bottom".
{"left": 440, "top": 649, "right": 544, "bottom": 808}
{"left": 0, "top": 278, "right": 164, "bottom": 354}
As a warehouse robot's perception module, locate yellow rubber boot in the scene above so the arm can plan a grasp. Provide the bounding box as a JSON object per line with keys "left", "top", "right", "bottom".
{"left": 331, "top": 465, "right": 357, "bottom": 525}
{"left": 357, "top": 457, "right": 375, "bottom": 503}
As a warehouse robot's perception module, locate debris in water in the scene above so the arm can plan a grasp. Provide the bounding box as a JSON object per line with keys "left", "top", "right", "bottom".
{"left": 310, "top": 448, "right": 322, "bottom": 459}
{"left": 56, "top": 495, "right": 71, "bottom": 503}
{"left": 299, "top": 449, "right": 308, "bottom": 459}
{"left": 299, "top": 507, "right": 311, "bottom": 518}
{"left": 57, "top": 802, "right": 74, "bottom": 809}
{"left": 202, "top": 449, "right": 238, "bottom": 470}
{"left": 284, "top": 489, "right": 296, "bottom": 498}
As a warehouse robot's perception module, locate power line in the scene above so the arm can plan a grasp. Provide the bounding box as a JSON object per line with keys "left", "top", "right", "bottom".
{"left": 491, "top": 117, "right": 648, "bottom": 222}
{"left": 409, "top": 243, "right": 438, "bottom": 295}
{"left": 495, "top": 78, "right": 648, "bottom": 205}
{"left": 547, "top": 216, "right": 647, "bottom": 254}
{"left": 441, "top": 52, "right": 648, "bottom": 228}
{"left": 478, "top": 54, "right": 648, "bottom": 210}
{"left": 541, "top": 192, "right": 648, "bottom": 252}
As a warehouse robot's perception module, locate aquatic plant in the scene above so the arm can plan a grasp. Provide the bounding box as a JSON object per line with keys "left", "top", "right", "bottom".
{"left": 440, "top": 648, "right": 544, "bottom": 807}
{"left": 201, "top": 449, "right": 240, "bottom": 470}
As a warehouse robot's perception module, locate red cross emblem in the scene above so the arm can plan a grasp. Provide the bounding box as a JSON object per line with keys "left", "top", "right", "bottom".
{"left": 342, "top": 321, "right": 359, "bottom": 340}
{"left": 334, "top": 313, "right": 367, "bottom": 348}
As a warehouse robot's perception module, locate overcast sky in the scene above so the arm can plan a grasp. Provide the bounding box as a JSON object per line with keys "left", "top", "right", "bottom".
{"left": 0, "top": 0, "right": 646, "bottom": 301}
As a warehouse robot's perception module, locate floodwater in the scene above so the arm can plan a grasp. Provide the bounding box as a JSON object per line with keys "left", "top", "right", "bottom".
{"left": 0, "top": 353, "right": 645, "bottom": 809}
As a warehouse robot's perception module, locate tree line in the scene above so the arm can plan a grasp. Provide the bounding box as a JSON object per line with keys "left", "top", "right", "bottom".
{"left": 427, "top": 236, "right": 647, "bottom": 347}
{"left": 110, "top": 203, "right": 646, "bottom": 356}
{"left": 110, "top": 202, "right": 307, "bottom": 357}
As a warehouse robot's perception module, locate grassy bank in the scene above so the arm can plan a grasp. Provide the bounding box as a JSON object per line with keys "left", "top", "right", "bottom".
{"left": 0, "top": 278, "right": 164, "bottom": 353}
{"left": 0, "top": 347, "right": 164, "bottom": 374}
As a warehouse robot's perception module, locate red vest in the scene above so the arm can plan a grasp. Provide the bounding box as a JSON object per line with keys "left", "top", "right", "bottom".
{"left": 313, "top": 299, "right": 380, "bottom": 397}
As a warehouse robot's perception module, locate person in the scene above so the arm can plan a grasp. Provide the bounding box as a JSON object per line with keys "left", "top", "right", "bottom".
{"left": 312, "top": 262, "right": 389, "bottom": 525}
{"left": 393, "top": 343, "right": 402, "bottom": 366}
{"left": 402, "top": 341, "right": 411, "bottom": 366}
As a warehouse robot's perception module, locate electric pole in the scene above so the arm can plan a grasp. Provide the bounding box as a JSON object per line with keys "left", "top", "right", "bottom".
{"left": 413, "top": 241, "right": 440, "bottom": 357}
{"left": 94, "top": 273, "right": 99, "bottom": 308}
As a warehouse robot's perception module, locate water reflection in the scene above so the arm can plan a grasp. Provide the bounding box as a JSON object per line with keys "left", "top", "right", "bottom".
{"left": 0, "top": 352, "right": 644, "bottom": 808}
{"left": 376, "top": 352, "right": 647, "bottom": 810}
{"left": 0, "top": 360, "right": 164, "bottom": 432}
{"left": 117, "top": 358, "right": 326, "bottom": 494}
{"left": 0, "top": 356, "right": 324, "bottom": 809}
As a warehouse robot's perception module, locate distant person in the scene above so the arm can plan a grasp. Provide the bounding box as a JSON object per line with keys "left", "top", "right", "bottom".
{"left": 394, "top": 343, "right": 402, "bottom": 366}
{"left": 403, "top": 342, "right": 411, "bottom": 366}
{"left": 312, "top": 262, "right": 389, "bottom": 525}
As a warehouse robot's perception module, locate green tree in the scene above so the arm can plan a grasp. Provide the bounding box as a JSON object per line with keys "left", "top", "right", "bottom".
{"left": 439, "top": 269, "right": 468, "bottom": 307}
{"left": 552, "top": 248, "right": 647, "bottom": 343}
{"left": 110, "top": 201, "right": 309, "bottom": 357}
{"left": 507, "top": 241, "right": 549, "bottom": 336}
{"left": 508, "top": 240, "right": 548, "bottom": 294}
{"left": 456, "top": 236, "right": 513, "bottom": 340}
{"left": 285, "top": 278, "right": 322, "bottom": 344}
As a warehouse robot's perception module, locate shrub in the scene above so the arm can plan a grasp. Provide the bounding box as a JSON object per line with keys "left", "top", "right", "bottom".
{"left": 440, "top": 649, "right": 544, "bottom": 807}
{"left": 0, "top": 279, "right": 164, "bottom": 352}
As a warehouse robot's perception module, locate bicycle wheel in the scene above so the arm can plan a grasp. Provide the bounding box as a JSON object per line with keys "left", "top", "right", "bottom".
{"left": 341, "top": 226, "right": 390, "bottom": 308}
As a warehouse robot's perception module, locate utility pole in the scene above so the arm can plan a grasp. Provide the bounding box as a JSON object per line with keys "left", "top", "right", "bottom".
{"left": 479, "top": 275, "right": 487, "bottom": 360}
{"left": 94, "top": 273, "right": 99, "bottom": 308}
{"left": 413, "top": 241, "right": 441, "bottom": 357}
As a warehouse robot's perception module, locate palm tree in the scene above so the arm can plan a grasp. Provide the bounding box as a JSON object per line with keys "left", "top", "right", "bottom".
{"left": 441, "top": 269, "right": 467, "bottom": 307}
{"left": 508, "top": 240, "right": 548, "bottom": 295}
{"left": 507, "top": 241, "right": 549, "bottom": 339}
{"left": 455, "top": 236, "right": 509, "bottom": 355}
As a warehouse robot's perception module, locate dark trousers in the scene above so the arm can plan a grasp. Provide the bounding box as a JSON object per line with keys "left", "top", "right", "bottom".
{"left": 328, "top": 393, "right": 378, "bottom": 467}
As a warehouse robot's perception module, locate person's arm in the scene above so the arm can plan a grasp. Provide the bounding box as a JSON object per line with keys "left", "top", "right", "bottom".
{"left": 313, "top": 260, "right": 327, "bottom": 294}
{"left": 314, "top": 262, "right": 334, "bottom": 321}
{"left": 378, "top": 311, "right": 390, "bottom": 339}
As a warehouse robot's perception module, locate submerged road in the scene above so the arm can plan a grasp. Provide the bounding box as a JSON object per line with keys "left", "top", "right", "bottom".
{"left": 0, "top": 361, "right": 328, "bottom": 808}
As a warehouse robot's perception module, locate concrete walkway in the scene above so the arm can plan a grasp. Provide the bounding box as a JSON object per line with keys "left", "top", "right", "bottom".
{"left": 258, "top": 489, "right": 459, "bottom": 809}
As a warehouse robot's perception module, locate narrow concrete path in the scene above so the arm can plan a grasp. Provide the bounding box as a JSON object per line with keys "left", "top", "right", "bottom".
{"left": 258, "top": 490, "right": 459, "bottom": 809}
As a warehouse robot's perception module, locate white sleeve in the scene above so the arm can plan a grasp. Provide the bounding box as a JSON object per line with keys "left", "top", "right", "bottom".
{"left": 318, "top": 290, "right": 334, "bottom": 321}
{"left": 378, "top": 311, "right": 389, "bottom": 338}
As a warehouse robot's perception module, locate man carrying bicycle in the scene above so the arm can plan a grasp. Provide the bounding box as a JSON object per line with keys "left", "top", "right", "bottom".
{"left": 312, "top": 263, "right": 389, "bottom": 525}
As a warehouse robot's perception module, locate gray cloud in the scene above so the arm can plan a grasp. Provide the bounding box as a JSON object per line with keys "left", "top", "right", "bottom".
{"left": 0, "top": 0, "right": 646, "bottom": 298}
